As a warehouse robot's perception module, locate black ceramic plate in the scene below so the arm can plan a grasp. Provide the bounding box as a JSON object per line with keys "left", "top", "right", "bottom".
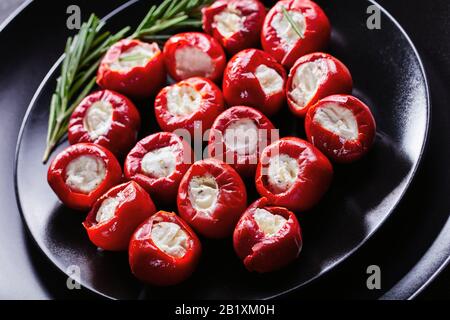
{"left": 14, "top": 0, "right": 429, "bottom": 299}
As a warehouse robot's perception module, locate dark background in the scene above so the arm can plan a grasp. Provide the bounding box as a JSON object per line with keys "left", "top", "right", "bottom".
{"left": 0, "top": 0, "right": 449, "bottom": 299}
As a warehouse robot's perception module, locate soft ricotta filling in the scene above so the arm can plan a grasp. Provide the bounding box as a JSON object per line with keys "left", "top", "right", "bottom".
{"left": 83, "top": 100, "right": 113, "bottom": 139}
{"left": 95, "top": 195, "right": 121, "bottom": 224}
{"left": 313, "top": 103, "right": 359, "bottom": 141}
{"left": 65, "top": 155, "right": 106, "bottom": 194}
{"left": 290, "top": 59, "right": 328, "bottom": 109}
{"left": 224, "top": 118, "right": 259, "bottom": 156}
{"left": 166, "top": 84, "right": 202, "bottom": 117}
{"left": 151, "top": 222, "right": 188, "bottom": 258}
{"left": 141, "top": 146, "right": 177, "bottom": 179}
{"left": 175, "top": 46, "right": 214, "bottom": 79}
{"left": 254, "top": 65, "right": 284, "bottom": 96}
{"left": 188, "top": 175, "right": 219, "bottom": 214}
{"left": 271, "top": 10, "right": 306, "bottom": 50}
{"left": 213, "top": 5, "right": 245, "bottom": 38}
{"left": 267, "top": 154, "right": 299, "bottom": 193}
{"left": 253, "top": 208, "right": 287, "bottom": 236}
{"left": 110, "top": 42, "right": 158, "bottom": 71}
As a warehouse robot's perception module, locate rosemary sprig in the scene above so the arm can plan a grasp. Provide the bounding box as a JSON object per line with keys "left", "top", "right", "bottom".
{"left": 43, "top": 0, "right": 213, "bottom": 163}
{"left": 43, "top": 14, "right": 129, "bottom": 162}
{"left": 281, "top": 6, "right": 305, "bottom": 39}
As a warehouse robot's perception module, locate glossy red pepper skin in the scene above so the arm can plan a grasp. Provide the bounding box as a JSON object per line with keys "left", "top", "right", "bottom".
{"left": 97, "top": 39, "right": 166, "bottom": 99}
{"left": 255, "top": 137, "right": 333, "bottom": 212}
{"left": 177, "top": 158, "right": 247, "bottom": 239}
{"left": 287, "top": 52, "right": 353, "bottom": 117}
{"left": 233, "top": 198, "right": 302, "bottom": 273}
{"left": 47, "top": 143, "right": 123, "bottom": 211}
{"left": 68, "top": 90, "right": 141, "bottom": 158}
{"left": 261, "top": 0, "right": 330, "bottom": 68}
{"left": 202, "top": 0, "right": 266, "bottom": 55}
{"left": 223, "top": 49, "right": 287, "bottom": 116}
{"left": 163, "top": 32, "right": 227, "bottom": 83}
{"left": 154, "top": 77, "right": 225, "bottom": 137}
{"left": 124, "top": 132, "right": 193, "bottom": 205}
{"left": 208, "top": 106, "right": 276, "bottom": 177}
{"left": 83, "top": 181, "right": 156, "bottom": 251}
{"left": 305, "top": 94, "right": 377, "bottom": 163}
{"left": 129, "top": 211, "right": 202, "bottom": 286}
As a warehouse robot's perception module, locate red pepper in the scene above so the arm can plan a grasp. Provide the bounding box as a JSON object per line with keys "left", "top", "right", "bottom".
{"left": 223, "top": 49, "right": 287, "bottom": 116}
{"left": 68, "top": 90, "right": 141, "bottom": 158}
{"left": 154, "top": 77, "right": 225, "bottom": 137}
{"left": 202, "top": 0, "right": 266, "bottom": 55}
{"left": 97, "top": 39, "right": 166, "bottom": 99}
{"left": 129, "top": 211, "right": 202, "bottom": 286}
{"left": 163, "top": 32, "right": 226, "bottom": 83}
{"left": 233, "top": 197, "right": 302, "bottom": 273}
{"left": 83, "top": 181, "right": 156, "bottom": 251}
{"left": 124, "top": 132, "right": 193, "bottom": 205}
{"left": 305, "top": 94, "right": 376, "bottom": 163}
{"left": 208, "top": 106, "right": 277, "bottom": 177}
{"left": 287, "top": 52, "right": 353, "bottom": 117}
{"left": 255, "top": 137, "right": 333, "bottom": 212}
{"left": 261, "top": 0, "right": 330, "bottom": 68}
{"left": 47, "top": 143, "right": 123, "bottom": 211}
{"left": 177, "top": 158, "right": 247, "bottom": 239}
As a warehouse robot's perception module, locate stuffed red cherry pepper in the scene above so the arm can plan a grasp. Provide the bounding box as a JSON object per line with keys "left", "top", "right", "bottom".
{"left": 155, "top": 77, "right": 225, "bottom": 136}
{"left": 163, "top": 32, "right": 226, "bottom": 82}
{"left": 223, "top": 49, "right": 287, "bottom": 116}
{"left": 233, "top": 198, "right": 302, "bottom": 273}
{"left": 47, "top": 143, "right": 122, "bottom": 211}
{"left": 305, "top": 94, "right": 376, "bottom": 163}
{"left": 255, "top": 137, "right": 333, "bottom": 212}
{"left": 97, "top": 39, "right": 165, "bottom": 99}
{"left": 124, "top": 132, "right": 193, "bottom": 204}
{"left": 208, "top": 106, "right": 276, "bottom": 177}
{"left": 129, "top": 211, "right": 201, "bottom": 286}
{"left": 177, "top": 158, "right": 247, "bottom": 239}
{"left": 202, "top": 0, "right": 266, "bottom": 55}
{"left": 83, "top": 181, "right": 156, "bottom": 251}
{"left": 261, "top": 0, "right": 330, "bottom": 68}
{"left": 287, "top": 52, "right": 353, "bottom": 117}
{"left": 68, "top": 90, "right": 141, "bottom": 157}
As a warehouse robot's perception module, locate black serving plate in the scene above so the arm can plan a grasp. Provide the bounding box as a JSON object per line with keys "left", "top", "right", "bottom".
{"left": 14, "top": 0, "right": 429, "bottom": 299}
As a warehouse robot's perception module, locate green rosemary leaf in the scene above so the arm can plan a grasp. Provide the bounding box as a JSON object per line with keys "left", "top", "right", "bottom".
{"left": 281, "top": 6, "right": 304, "bottom": 39}
{"left": 44, "top": 0, "right": 214, "bottom": 162}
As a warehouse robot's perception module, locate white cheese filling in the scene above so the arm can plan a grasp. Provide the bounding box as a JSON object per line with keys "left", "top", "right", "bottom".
{"left": 213, "top": 5, "right": 245, "bottom": 38}
{"left": 175, "top": 46, "right": 214, "bottom": 79}
{"left": 267, "top": 154, "right": 299, "bottom": 193}
{"left": 83, "top": 100, "right": 113, "bottom": 139}
{"left": 253, "top": 208, "right": 287, "bottom": 236}
{"left": 110, "top": 42, "right": 158, "bottom": 71}
{"left": 188, "top": 175, "right": 219, "bottom": 214}
{"left": 224, "top": 118, "right": 258, "bottom": 156}
{"left": 166, "top": 84, "right": 202, "bottom": 117}
{"left": 151, "top": 222, "right": 188, "bottom": 258}
{"left": 271, "top": 10, "right": 306, "bottom": 50}
{"left": 65, "top": 155, "right": 106, "bottom": 194}
{"left": 313, "top": 103, "right": 359, "bottom": 141}
{"left": 96, "top": 195, "right": 121, "bottom": 224}
{"left": 290, "top": 59, "right": 328, "bottom": 109}
{"left": 254, "top": 65, "right": 284, "bottom": 96}
{"left": 141, "top": 146, "right": 177, "bottom": 179}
